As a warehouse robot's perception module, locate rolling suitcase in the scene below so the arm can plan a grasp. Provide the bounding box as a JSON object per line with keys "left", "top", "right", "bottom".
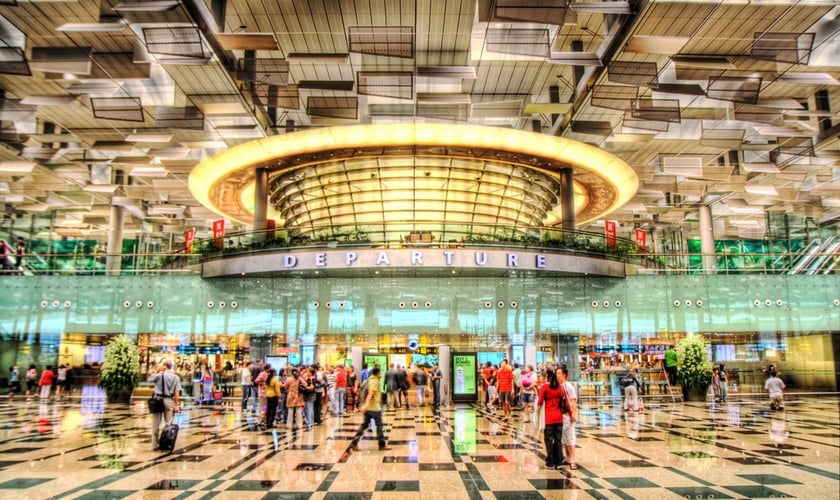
{"left": 159, "top": 418, "right": 180, "bottom": 452}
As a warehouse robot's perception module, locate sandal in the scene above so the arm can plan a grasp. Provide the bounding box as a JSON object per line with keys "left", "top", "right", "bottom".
{"left": 569, "top": 463, "right": 578, "bottom": 470}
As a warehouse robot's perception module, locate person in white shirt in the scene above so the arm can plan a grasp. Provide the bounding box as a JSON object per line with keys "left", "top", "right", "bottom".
{"left": 240, "top": 361, "right": 253, "bottom": 412}
{"left": 764, "top": 370, "right": 785, "bottom": 411}
{"left": 558, "top": 364, "right": 578, "bottom": 470}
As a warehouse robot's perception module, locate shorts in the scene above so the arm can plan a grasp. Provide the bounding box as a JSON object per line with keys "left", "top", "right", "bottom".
{"left": 499, "top": 391, "right": 512, "bottom": 404}
{"left": 521, "top": 392, "right": 535, "bottom": 403}
{"left": 561, "top": 420, "right": 576, "bottom": 446}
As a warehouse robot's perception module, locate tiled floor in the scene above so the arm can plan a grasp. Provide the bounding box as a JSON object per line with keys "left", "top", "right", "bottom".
{"left": 0, "top": 391, "right": 837, "bottom": 499}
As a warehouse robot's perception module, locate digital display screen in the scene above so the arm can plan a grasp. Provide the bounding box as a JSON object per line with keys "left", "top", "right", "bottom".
{"left": 363, "top": 354, "right": 388, "bottom": 371}
{"left": 452, "top": 353, "right": 477, "bottom": 396}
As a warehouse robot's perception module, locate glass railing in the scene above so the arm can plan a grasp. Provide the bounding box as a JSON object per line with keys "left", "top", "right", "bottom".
{"left": 2, "top": 224, "right": 837, "bottom": 276}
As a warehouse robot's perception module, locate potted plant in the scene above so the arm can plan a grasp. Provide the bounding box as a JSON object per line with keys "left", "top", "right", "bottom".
{"left": 675, "top": 333, "right": 713, "bottom": 401}
{"left": 99, "top": 334, "right": 141, "bottom": 404}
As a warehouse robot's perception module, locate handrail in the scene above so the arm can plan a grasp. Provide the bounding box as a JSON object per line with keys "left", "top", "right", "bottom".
{"left": 1, "top": 224, "right": 838, "bottom": 276}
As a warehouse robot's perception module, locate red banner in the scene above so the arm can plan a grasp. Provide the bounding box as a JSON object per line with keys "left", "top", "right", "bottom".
{"left": 604, "top": 220, "right": 617, "bottom": 249}
{"left": 212, "top": 219, "right": 225, "bottom": 247}
{"left": 635, "top": 228, "right": 647, "bottom": 249}
{"left": 184, "top": 228, "right": 195, "bottom": 253}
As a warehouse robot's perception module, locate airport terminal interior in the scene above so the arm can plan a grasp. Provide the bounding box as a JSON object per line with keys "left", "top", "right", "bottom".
{"left": 1, "top": 0, "right": 840, "bottom": 498}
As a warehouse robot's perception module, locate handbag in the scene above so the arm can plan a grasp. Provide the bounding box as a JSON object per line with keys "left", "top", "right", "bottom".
{"left": 148, "top": 375, "right": 168, "bottom": 413}
{"left": 148, "top": 395, "right": 165, "bottom": 413}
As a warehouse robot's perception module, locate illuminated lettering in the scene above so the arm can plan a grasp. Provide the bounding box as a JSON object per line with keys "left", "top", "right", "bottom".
{"left": 443, "top": 251, "right": 455, "bottom": 265}
{"left": 507, "top": 253, "right": 519, "bottom": 267}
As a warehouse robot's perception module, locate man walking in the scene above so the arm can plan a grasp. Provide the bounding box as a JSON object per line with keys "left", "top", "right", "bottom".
{"left": 349, "top": 366, "right": 392, "bottom": 451}
{"left": 148, "top": 359, "right": 181, "bottom": 451}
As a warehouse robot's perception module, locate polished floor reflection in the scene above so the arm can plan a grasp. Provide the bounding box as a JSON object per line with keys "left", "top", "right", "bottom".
{"left": 0, "top": 391, "right": 837, "bottom": 499}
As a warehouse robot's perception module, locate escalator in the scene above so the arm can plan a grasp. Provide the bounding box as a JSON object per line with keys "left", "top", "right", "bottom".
{"left": 809, "top": 236, "right": 840, "bottom": 275}
{"left": 787, "top": 239, "right": 823, "bottom": 274}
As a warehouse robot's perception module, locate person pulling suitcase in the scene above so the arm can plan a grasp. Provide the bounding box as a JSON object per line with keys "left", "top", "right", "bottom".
{"left": 148, "top": 358, "right": 182, "bottom": 451}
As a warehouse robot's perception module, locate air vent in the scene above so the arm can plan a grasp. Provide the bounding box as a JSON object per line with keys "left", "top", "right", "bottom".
{"left": 706, "top": 76, "right": 762, "bottom": 105}
{"left": 357, "top": 72, "right": 414, "bottom": 100}
{"left": 591, "top": 85, "right": 638, "bottom": 111}
{"left": 751, "top": 32, "right": 814, "bottom": 64}
{"left": 143, "top": 26, "right": 205, "bottom": 59}
{"left": 486, "top": 28, "right": 549, "bottom": 58}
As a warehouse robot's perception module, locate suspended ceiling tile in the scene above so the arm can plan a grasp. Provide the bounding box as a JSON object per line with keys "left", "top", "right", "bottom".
{"left": 0, "top": 47, "right": 30, "bottom": 76}
{"left": 236, "top": 58, "right": 289, "bottom": 86}
{"left": 706, "top": 76, "right": 762, "bottom": 105}
{"left": 522, "top": 103, "right": 572, "bottom": 115}
{"left": 547, "top": 52, "right": 602, "bottom": 66}
{"left": 486, "top": 28, "right": 549, "bottom": 58}
{"left": 307, "top": 96, "right": 358, "bottom": 120}
{"left": 216, "top": 33, "right": 279, "bottom": 51}
{"left": 625, "top": 36, "right": 689, "bottom": 55}
{"left": 570, "top": 121, "right": 613, "bottom": 136}
{"left": 778, "top": 73, "right": 840, "bottom": 85}
{"left": 591, "top": 85, "right": 638, "bottom": 111}
{"left": 90, "top": 97, "right": 145, "bottom": 122}
{"left": 471, "top": 100, "right": 523, "bottom": 118}
{"left": 699, "top": 128, "right": 745, "bottom": 149}
{"left": 348, "top": 26, "right": 414, "bottom": 59}
{"left": 30, "top": 46, "right": 92, "bottom": 74}
{"left": 750, "top": 32, "right": 814, "bottom": 65}
{"left": 416, "top": 66, "right": 476, "bottom": 79}
{"left": 742, "top": 163, "right": 780, "bottom": 173}
{"left": 608, "top": 60, "right": 658, "bottom": 87}
{"left": 252, "top": 84, "right": 300, "bottom": 110}
{"left": 631, "top": 99, "right": 681, "bottom": 123}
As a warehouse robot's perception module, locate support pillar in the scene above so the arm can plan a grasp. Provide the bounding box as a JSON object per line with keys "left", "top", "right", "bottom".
{"left": 699, "top": 205, "right": 716, "bottom": 274}
{"left": 560, "top": 168, "right": 576, "bottom": 233}
{"left": 438, "top": 344, "right": 451, "bottom": 406}
{"left": 525, "top": 344, "right": 537, "bottom": 371}
{"left": 253, "top": 167, "right": 268, "bottom": 241}
{"left": 106, "top": 204, "right": 124, "bottom": 275}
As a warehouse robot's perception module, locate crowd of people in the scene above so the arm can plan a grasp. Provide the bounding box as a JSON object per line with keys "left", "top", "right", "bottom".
{"left": 234, "top": 360, "right": 444, "bottom": 432}
{"left": 6, "top": 363, "right": 74, "bottom": 402}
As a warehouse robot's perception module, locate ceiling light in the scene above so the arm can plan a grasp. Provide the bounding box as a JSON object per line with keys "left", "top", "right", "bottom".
{"left": 0, "top": 161, "right": 36, "bottom": 173}
{"left": 125, "top": 133, "right": 173, "bottom": 142}
{"left": 113, "top": 1, "right": 179, "bottom": 12}
{"left": 745, "top": 185, "right": 779, "bottom": 196}
{"left": 56, "top": 22, "right": 127, "bottom": 32}
{"left": 129, "top": 166, "right": 169, "bottom": 177}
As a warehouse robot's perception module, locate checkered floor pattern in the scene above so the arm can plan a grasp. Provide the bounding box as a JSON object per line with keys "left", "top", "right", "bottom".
{"left": 0, "top": 392, "right": 837, "bottom": 499}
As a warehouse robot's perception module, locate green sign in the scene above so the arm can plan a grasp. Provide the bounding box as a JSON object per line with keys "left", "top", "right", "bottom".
{"left": 363, "top": 354, "right": 388, "bottom": 370}
{"left": 452, "top": 353, "right": 477, "bottom": 396}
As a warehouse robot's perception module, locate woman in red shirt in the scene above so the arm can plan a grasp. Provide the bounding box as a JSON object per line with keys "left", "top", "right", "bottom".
{"left": 537, "top": 366, "right": 565, "bottom": 469}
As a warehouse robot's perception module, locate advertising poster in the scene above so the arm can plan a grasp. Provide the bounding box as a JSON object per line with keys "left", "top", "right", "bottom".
{"left": 452, "top": 352, "right": 477, "bottom": 402}
{"left": 363, "top": 354, "right": 388, "bottom": 371}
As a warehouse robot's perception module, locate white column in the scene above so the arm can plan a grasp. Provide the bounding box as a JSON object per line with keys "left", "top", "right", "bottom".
{"left": 438, "top": 344, "right": 451, "bottom": 406}
{"left": 106, "top": 204, "right": 124, "bottom": 275}
{"left": 699, "top": 205, "right": 716, "bottom": 274}
{"left": 351, "top": 346, "right": 363, "bottom": 373}
{"left": 525, "top": 344, "right": 537, "bottom": 370}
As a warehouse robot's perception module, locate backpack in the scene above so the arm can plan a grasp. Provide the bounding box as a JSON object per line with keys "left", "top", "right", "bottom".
{"left": 620, "top": 375, "right": 635, "bottom": 388}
